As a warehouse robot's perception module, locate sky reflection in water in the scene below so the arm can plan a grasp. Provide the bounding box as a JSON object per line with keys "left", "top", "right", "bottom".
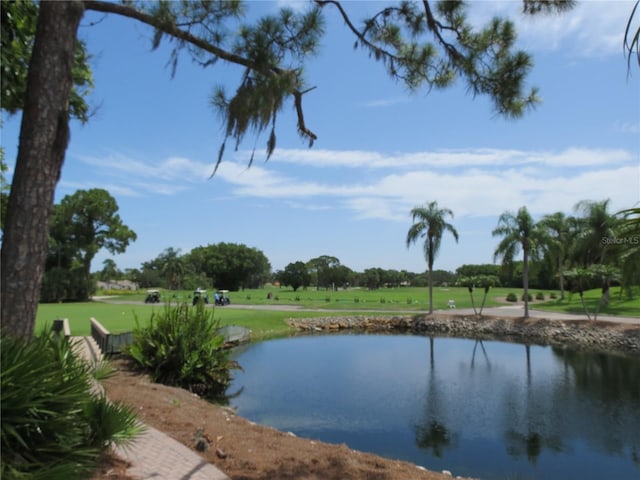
{"left": 228, "top": 334, "right": 640, "bottom": 480}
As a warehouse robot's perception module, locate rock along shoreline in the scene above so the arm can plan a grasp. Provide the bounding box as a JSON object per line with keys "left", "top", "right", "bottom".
{"left": 286, "top": 314, "right": 640, "bottom": 356}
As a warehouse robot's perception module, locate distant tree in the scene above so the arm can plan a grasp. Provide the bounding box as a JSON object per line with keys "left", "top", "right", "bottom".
{"left": 307, "top": 255, "right": 341, "bottom": 290}
{"left": 40, "top": 189, "right": 136, "bottom": 301}
{"left": 455, "top": 264, "right": 502, "bottom": 279}
{"left": 280, "top": 261, "right": 311, "bottom": 292}
{"left": 161, "top": 248, "right": 185, "bottom": 291}
{"left": 331, "top": 264, "right": 354, "bottom": 289}
{"left": 186, "top": 243, "right": 271, "bottom": 291}
{"left": 492, "top": 206, "right": 547, "bottom": 318}
{"left": 1, "top": 0, "right": 578, "bottom": 337}
{"left": 363, "top": 268, "right": 382, "bottom": 290}
{"left": 99, "top": 259, "right": 120, "bottom": 281}
{"left": 406, "top": 201, "right": 459, "bottom": 314}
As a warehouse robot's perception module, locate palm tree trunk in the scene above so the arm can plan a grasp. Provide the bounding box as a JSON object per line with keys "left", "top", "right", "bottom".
{"left": 523, "top": 249, "right": 530, "bottom": 318}
{"left": 468, "top": 287, "right": 477, "bottom": 315}
{"left": 579, "top": 291, "right": 592, "bottom": 321}
{"left": 479, "top": 288, "right": 489, "bottom": 315}
{"left": 428, "top": 267, "right": 434, "bottom": 314}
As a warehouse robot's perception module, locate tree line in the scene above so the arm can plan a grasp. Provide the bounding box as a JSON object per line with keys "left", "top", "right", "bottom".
{"left": 33, "top": 187, "right": 638, "bottom": 314}
{"left": 405, "top": 200, "right": 639, "bottom": 318}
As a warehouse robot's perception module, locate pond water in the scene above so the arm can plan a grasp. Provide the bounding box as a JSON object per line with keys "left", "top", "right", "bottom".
{"left": 227, "top": 334, "right": 640, "bottom": 480}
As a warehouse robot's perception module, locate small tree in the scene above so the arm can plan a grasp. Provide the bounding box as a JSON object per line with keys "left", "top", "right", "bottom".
{"left": 565, "top": 264, "right": 620, "bottom": 321}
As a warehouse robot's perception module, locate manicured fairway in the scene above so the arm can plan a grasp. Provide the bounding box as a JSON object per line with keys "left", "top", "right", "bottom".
{"left": 36, "top": 285, "right": 638, "bottom": 337}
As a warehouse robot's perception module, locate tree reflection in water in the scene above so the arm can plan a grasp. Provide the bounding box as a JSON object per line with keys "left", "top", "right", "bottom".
{"left": 415, "top": 336, "right": 457, "bottom": 458}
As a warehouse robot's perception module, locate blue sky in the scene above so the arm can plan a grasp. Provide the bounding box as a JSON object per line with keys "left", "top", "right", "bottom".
{"left": 2, "top": 0, "right": 639, "bottom": 275}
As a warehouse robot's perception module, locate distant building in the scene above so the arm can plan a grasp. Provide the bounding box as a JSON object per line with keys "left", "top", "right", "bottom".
{"left": 97, "top": 280, "right": 139, "bottom": 291}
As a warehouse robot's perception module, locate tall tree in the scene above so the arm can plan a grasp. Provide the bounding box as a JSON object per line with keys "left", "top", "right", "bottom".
{"left": 539, "top": 212, "right": 573, "bottom": 300}
{"left": 43, "top": 188, "right": 136, "bottom": 301}
{"left": 1, "top": 0, "right": 575, "bottom": 337}
{"left": 492, "top": 206, "right": 546, "bottom": 318}
{"left": 406, "top": 201, "right": 459, "bottom": 314}
{"left": 572, "top": 199, "right": 618, "bottom": 267}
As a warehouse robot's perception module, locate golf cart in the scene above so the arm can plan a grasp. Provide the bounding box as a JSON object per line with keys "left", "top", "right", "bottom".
{"left": 144, "top": 290, "right": 161, "bottom": 303}
{"left": 215, "top": 290, "right": 231, "bottom": 306}
{"left": 192, "top": 288, "right": 209, "bottom": 305}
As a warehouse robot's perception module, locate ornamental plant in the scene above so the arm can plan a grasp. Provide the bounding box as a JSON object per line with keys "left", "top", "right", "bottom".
{"left": 127, "top": 302, "right": 239, "bottom": 399}
{"left": 1, "top": 330, "right": 141, "bottom": 479}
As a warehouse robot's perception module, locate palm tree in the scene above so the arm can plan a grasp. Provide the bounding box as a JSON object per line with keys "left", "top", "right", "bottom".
{"left": 406, "top": 201, "right": 459, "bottom": 314}
{"left": 492, "top": 206, "right": 546, "bottom": 319}
{"left": 610, "top": 207, "right": 640, "bottom": 295}
{"left": 162, "top": 254, "right": 185, "bottom": 291}
{"left": 539, "top": 212, "right": 573, "bottom": 300}
{"left": 573, "top": 199, "right": 617, "bottom": 266}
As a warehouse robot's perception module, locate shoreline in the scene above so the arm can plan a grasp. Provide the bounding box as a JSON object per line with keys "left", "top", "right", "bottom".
{"left": 286, "top": 313, "right": 640, "bottom": 356}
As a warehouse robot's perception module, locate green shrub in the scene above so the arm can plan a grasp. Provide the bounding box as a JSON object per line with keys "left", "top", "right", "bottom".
{"left": 506, "top": 292, "right": 518, "bottom": 302}
{"left": 380, "top": 298, "right": 386, "bottom": 304}
{"left": 535, "top": 292, "right": 545, "bottom": 300}
{"left": 550, "top": 292, "right": 558, "bottom": 299}
{"left": 127, "top": 302, "right": 239, "bottom": 399}
{"left": 354, "top": 297, "right": 360, "bottom": 303}
{"left": 325, "top": 297, "right": 331, "bottom": 302}
{"left": 294, "top": 295, "right": 301, "bottom": 301}
{"left": 521, "top": 293, "right": 533, "bottom": 301}
{"left": 1, "top": 331, "right": 141, "bottom": 479}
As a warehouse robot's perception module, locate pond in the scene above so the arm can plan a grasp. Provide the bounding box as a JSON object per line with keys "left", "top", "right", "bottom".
{"left": 227, "top": 333, "right": 640, "bottom": 480}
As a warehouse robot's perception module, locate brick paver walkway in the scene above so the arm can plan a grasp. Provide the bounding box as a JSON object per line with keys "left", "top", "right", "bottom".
{"left": 72, "top": 336, "right": 230, "bottom": 480}
{"left": 113, "top": 427, "right": 229, "bottom": 480}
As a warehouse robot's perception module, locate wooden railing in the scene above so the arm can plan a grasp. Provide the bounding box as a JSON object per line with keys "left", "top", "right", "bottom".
{"left": 90, "top": 317, "right": 133, "bottom": 355}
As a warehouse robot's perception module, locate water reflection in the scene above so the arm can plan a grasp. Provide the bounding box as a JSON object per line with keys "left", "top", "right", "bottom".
{"left": 229, "top": 334, "right": 640, "bottom": 480}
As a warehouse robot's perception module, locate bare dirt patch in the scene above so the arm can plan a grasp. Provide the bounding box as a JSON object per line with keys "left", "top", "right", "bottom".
{"left": 100, "top": 358, "right": 467, "bottom": 480}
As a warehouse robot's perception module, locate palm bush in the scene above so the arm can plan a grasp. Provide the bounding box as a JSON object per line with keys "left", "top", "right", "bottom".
{"left": 1, "top": 330, "right": 141, "bottom": 479}
{"left": 126, "top": 302, "right": 239, "bottom": 398}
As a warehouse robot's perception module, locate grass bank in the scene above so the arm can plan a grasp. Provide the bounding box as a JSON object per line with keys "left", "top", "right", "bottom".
{"left": 36, "top": 286, "right": 638, "bottom": 338}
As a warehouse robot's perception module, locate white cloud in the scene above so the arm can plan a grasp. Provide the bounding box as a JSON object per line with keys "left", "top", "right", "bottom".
{"left": 362, "top": 97, "right": 412, "bottom": 108}
{"left": 467, "top": 1, "right": 635, "bottom": 58}
{"left": 71, "top": 146, "right": 639, "bottom": 221}
{"left": 267, "top": 146, "right": 633, "bottom": 169}
{"left": 616, "top": 121, "right": 640, "bottom": 135}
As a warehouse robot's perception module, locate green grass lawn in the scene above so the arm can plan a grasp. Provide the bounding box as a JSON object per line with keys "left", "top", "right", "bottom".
{"left": 534, "top": 286, "right": 640, "bottom": 317}
{"left": 101, "top": 286, "right": 546, "bottom": 310}
{"left": 38, "top": 285, "right": 638, "bottom": 338}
